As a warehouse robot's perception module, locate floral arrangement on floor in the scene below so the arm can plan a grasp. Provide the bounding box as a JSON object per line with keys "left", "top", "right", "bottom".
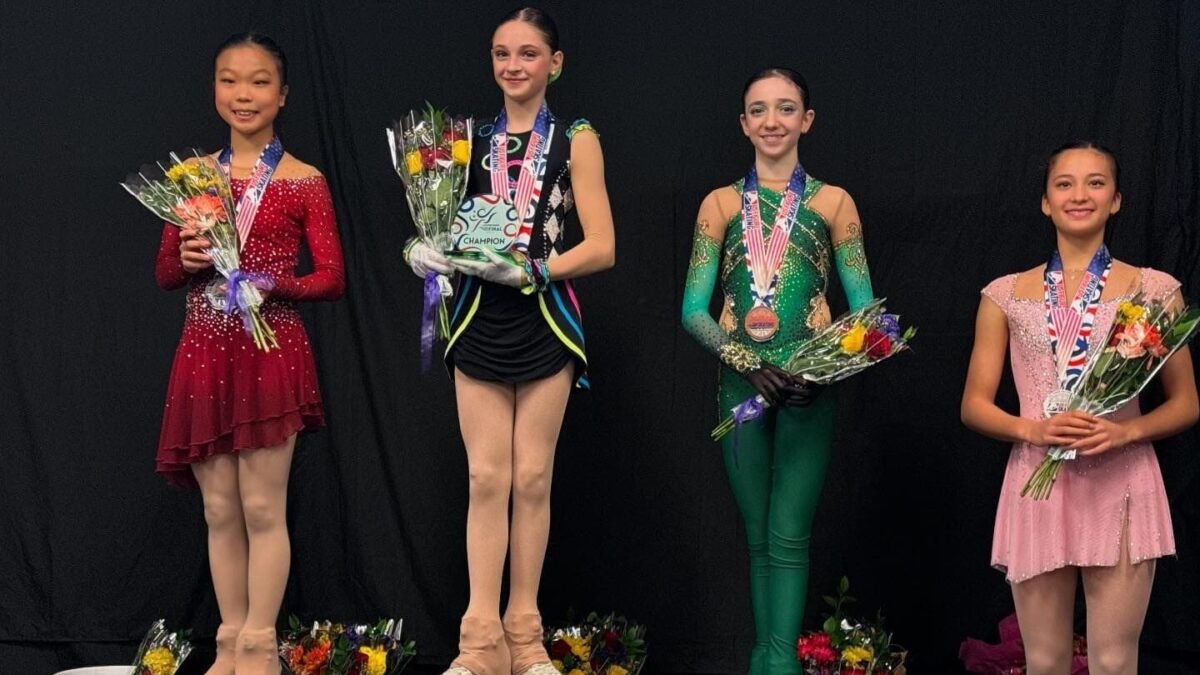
{"left": 279, "top": 616, "right": 415, "bottom": 675}
{"left": 959, "top": 612, "right": 1087, "bottom": 674}
{"left": 796, "top": 578, "right": 906, "bottom": 675}
{"left": 129, "top": 619, "right": 192, "bottom": 675}
{"left": 544, "top": 612, "right": 647, "bottom": 675}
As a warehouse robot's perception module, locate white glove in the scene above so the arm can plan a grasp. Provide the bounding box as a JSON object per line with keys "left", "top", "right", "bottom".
{"left": 447, "top": 248, "right": 528, "bottom": 288}
{"left": 406, "top": 240, "right": 453, "bottom": 277}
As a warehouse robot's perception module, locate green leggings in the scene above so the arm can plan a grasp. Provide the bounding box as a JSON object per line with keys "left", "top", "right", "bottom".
{"left": 718, "top": 367, "right": 836, "bottom": 675}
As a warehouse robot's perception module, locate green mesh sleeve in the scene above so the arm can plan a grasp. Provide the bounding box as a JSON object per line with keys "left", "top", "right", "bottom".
{"left": 681, "top": 219, "right": 762, "bottom": 373}
{"left": 833, "top": 222, "right": 875, "bottom": 311}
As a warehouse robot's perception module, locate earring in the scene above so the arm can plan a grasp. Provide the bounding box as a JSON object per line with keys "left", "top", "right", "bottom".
{"left": 548, "top": 69, "right": 562, "bottom": 84}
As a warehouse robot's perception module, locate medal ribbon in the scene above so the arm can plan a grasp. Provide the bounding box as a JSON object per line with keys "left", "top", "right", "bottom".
{"left": 489, "top": 104, "right": 554, "bottom": 252}
{"left": 1044, "top": 245, "right": 1112, "bottom": 390}
{"left": 741, "top": 163, "right": 807, "bottom": 308}
{"left": 219, "top": 136, "right": 284, "bottom": 252}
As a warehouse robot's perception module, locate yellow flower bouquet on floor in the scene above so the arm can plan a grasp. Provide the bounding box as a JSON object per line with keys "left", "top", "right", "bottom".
{"left": 129, "top": 619, "right": 192, "bottom": 675}
{"left": 544, "top": 612, "right": 646, "bottom": 675}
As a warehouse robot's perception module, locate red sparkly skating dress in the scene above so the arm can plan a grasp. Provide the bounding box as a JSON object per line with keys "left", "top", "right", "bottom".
{"left": 153, "top": 174, "right": 345, "bottom": 488}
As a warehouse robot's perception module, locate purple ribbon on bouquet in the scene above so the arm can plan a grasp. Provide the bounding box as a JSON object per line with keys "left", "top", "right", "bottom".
{"left": 420, "top": 271, "right": 441, "bottom": 372}
{"left": 224, "top": 269, "right": 274, "bottom": 335}
{"left": 729, "top": 397, "right": 767, "bottom": 467}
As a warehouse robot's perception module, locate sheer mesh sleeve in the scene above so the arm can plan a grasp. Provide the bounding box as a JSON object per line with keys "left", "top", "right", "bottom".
{"left": 681, "top": 218, "right": 727, "bottom": 355}
{"left": 270, "top": 176, "right": 346, "bottom": 301}
{"left": 827, "top": 188, "right": 875, "bottom": 311}
{"left": 681, "top": 194, "right": 761, "bottom": 372}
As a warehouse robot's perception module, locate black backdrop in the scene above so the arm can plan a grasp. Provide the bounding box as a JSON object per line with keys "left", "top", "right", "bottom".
{"left": 2, "top": 1, "right": 1199, "bottom": 673}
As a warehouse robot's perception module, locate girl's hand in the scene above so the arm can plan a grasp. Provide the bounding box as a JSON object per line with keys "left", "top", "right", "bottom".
{"left": 744, "top": 363, "right": 793, "bottom": 407}
{"left": 179, "top": 228, "right": 213, "bottom": 273}
{"left": 1073, "top": 415, "right": 1132, "bottom": 456}
{"left": 782, "top": 377, "right": 824, "bottom": 408}
{"left": 1025, "top": 411, "right": 1094, "bottom": 447}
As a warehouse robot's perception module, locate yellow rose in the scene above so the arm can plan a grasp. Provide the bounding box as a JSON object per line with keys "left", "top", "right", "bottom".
{"left": 840, "top": 324, "right": 867, "bottom": 354}
{"left": 568, "top": 669, "right": 586, "bottom": 675}
{"left": 452, "top": 140, "right": 471, "bottom": 166}
{"left": 551, "top": 660, "right": 565, "bottom": 673}
{"left": 841, "top": 645, "right": 873, "bottom": 665}
{"left": 358, "top": 644, "right": 389, "bottom": 675}
{"left": 405, "top": 150, "right": 423, "bottom": 175}
{"left": 608, "top": 666, "right": 629, "bottom": 675}
{"left": 142, "top": 647, "right": 177, "bottom": 675}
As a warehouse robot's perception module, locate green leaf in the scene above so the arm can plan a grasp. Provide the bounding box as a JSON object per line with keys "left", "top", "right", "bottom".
{"left": 839, "top": 576, "right": 850, "bottom": 594}
{"left": 823, "top": 595, "right": 839, "bottom": 608}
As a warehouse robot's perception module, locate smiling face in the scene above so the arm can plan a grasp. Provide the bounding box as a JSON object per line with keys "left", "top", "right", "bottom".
{"left": 1041, "top": 148, "right": 1121, "bottom": 239}
{"left": 740, "top": 75, "right": 814, "bottom": 161}
{"left": 214, "top": 44, "right": 287, "bottom": 138}
{"left": 491, "top": 19, "right": 562, "bottom": 105}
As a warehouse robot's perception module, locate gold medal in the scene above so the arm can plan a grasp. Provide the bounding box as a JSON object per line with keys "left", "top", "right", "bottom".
{"left": 744, "top": 305, "right": 780, "bottom": 342}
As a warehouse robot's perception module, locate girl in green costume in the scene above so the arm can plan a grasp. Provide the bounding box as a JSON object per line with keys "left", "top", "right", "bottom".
{"left": 681, "top": 68, "right": 876, "bottom": 675}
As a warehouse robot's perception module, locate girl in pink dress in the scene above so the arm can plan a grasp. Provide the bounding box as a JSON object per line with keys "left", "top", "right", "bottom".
{"left": 961, "top": 142, "right": 1198, "bottom": 675}
{"left": 155, "top": 33, "right": 345, "bottom": 675}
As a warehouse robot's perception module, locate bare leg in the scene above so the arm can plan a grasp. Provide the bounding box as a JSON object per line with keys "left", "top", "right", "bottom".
{"left": 192, "top": 454, "right": 248, "bottom": 675}
{"left": 235, "top": 435, "right": 296, "bottom": 675}
{"left": 1011, "top": 566, "right": 1077, "bottom": 675}
{"left": 452, "top": 369, "right": 515, "bottom": 675}
{"left": 504, "top": 367, "right": 572, "bottom": 674}
{"left": 1080, "top": 513, "right": 1156, "bottom": 675}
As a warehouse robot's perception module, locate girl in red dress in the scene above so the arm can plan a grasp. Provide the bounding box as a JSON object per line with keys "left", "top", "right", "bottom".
{"left": 153, "top": 33, "right": 344, "bottom": 675}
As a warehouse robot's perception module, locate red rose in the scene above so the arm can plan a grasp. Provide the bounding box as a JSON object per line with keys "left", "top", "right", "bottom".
{"left": 550, "top": 639, "right": 571, "bottom": 659}
{"left": 865, "top": 328, "right": 892, "bottom": 359}
{"left": 604, "top": 630, "right": 621, "bottom": 648}
{"left": 418, "top": 146, "right": 436, "bottom": 170}
{"left": 1109, "top": 327, "right": 1125, "bottom": 348}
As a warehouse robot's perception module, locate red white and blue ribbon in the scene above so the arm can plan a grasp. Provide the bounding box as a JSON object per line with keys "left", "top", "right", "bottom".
{"left": 741, "top": 163, "right": 807, "bottom": 309}
{"left": 1044, "top": 245, "right": 1112, "bottom": 390}
{"left": 219, "top": 136, "right": 284, "bottom": 251}
{"left": 489, "top": 105, "right": 554, "bottom": 252}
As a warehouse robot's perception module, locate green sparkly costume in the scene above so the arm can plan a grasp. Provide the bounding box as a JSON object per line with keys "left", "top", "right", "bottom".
{"left": 682, "top": 177, "right": 874, "bottom": 675}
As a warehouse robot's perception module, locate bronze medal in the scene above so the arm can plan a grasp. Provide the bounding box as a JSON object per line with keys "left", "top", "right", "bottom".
{"left": 744, "top": 305, "right": 780, "bottom": 342}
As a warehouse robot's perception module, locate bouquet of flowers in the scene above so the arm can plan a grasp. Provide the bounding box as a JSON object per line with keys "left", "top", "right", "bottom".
{"left": 712, "top": 299, "right": 916, "bottom": 440}
{"left": 544, "top": 612, "right": 647, "bottom": 675}
{"left": 127, "top": 619, "right": 193, "bottom": 675}
{"left": 279, "top": 616, "right": 416, "bottom": 675}
{"left": 797, "top": 578, "right": 906, "bottom": 675}
{"left": 387, "top": 105, "right": 473, "bottom": 366}
{"left": 121, "top": 152, "right": 278, "bottom": 351}
{"left": 960, "top": 612, "right": 1087, "bottom": 674}
{"left": 1021, "top": 291, "right": 1200, "bottom": 499}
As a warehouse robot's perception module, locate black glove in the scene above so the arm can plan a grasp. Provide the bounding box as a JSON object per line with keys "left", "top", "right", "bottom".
{"left": 781, "top": 376, "right": 823, "bottom": 408}
{"left": 744, "top": 363, "right": 793, "bottom": 407}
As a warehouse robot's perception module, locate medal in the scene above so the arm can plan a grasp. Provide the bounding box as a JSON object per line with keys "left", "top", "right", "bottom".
{"left": 740, "top": 162, "right": 806, "bottom": 343}
{"left": 488, "top": 104, "right": 554, "bottom": 252}
{"left": 744, "top": 305, "right": 780, "bottom": 342}
{"left": 1042, "top": 388, "right": 1074, "bottom": 418}
{"left": 207, "top": 136, "right": 284, "bottom": 310}
{"left": 1041, "top": 245, "right": 1112, "bottom": 412}
{"left": 219, "top": 136, "right": 284, "bottom": 252}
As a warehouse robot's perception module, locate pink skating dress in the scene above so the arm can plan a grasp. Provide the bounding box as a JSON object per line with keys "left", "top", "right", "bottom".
{"left": 981, "top": 268, "right": 1178, "bottom": 583}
